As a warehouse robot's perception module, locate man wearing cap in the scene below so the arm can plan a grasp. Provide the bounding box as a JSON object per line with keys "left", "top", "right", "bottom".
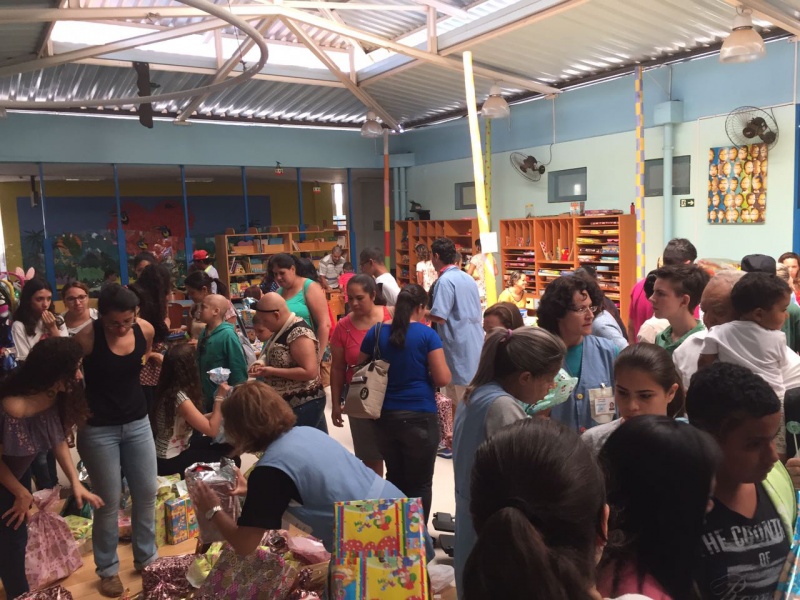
{"left": 193, "top": 249, "right": 220, "bottom": 293}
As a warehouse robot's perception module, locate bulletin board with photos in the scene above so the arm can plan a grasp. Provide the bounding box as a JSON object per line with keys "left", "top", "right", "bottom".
{"left": 708, "top": 144, "right": 767, "bottom": 224}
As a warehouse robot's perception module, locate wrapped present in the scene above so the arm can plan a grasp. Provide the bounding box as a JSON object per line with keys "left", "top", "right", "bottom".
{"left": 17, "top": 585, "right": 74, "bottom": 599}
{"left": 185, "top": 460, "right": 241, "bottom": 543}
{"left": 156, "top": 474, "right": 181, "bottom": 499}
{"left": 64, "top": 515, "right": 93, "bottom": 556}
{"left": 118, "top": 511, "right": 132, "bottom": 540}
{"left": 25, "top": 487, "right": 83, "bottom": 591}
{"left": 331, "top": 555, "right": 427, "bottom": 600}
{"left": 187, "top": 542, "right": 224, "bottom": 588}
{"left": 142, "top": 554, "right": 196, "bottom": 600}
{"left": 287, "top": 535, "right": 330, "bottom": 566}
{"left": 166, "top": 496, "right": 199, "bottom": 545}
{"left": 333, "top": 498, "right": 426, "bottom": 559}
{"left": 776, "top": 491, "right": 800, "bottom": 598}
{"left": 196, "top": 544, "right": 298, "bottom": 600}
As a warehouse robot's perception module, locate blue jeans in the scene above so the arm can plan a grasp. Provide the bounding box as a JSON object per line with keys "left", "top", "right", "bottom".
{"left": 77, "top": 416, "right": 158, "bottom": 577}
{"left": 293, "top": 397, "right": 328, "bottom": 433}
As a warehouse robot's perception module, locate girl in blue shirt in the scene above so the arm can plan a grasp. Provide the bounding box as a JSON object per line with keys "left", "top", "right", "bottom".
{"left": 359, "top": 284, "right": 451, "bottom": 523}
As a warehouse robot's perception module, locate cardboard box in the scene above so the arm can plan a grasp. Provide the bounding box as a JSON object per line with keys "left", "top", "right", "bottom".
{"left": 165, "top": 496, "right": 199, "bottom": 545}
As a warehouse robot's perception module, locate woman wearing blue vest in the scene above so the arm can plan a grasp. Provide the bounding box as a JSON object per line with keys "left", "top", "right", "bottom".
{"left": 538, "top": 275, "right": 618, "bottom": 433}
{"left": 191, "top": 381, "right": 413, "bottom": 554}
{"left": 452, "top": 326, "right": 566, "bottom": 598}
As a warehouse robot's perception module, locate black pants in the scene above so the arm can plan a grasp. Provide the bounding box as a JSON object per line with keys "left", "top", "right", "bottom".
{"left": 0, "top": 474, "right": 31, "bottom": 599}
{"left": 157, "top": 436, "right": 240, "bottom": 478}
{"left": 376, "top": 411, "right": 439, "bottom": 524}
{"left": 30, "top": 450, "right": 57, "bottom": 490}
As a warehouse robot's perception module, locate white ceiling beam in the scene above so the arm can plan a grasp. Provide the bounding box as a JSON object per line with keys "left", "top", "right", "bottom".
{"left": 77, "top": 57, "right": 346, "bottom": 87}
{"left": 280, "top": 16, "right": 401, "bottom": 130}
{"left": 213, "top": 29, "right": 223, "bottom": 68}
{"left": 361, "top": 0, "right": 586, "bottom": 88}
{"left": 724, "top": 0, "right": 800, "bottom": 37}
{"left": 427, "top": 6, "right": 438, "bottom": 53}
{"left": 177, "top": 17, "right": 276, "bottom": 122}
{"left": 412, "top": 0, "right": 470, "bottom": 20}
{"left": 0, "top": 4, "right": 430, "bottom": 23}
{"left": 0, "top": 16, "right": 237, "bottom": 77}
{"left": 280, "top": 5, "right": 560, "bottom": 94}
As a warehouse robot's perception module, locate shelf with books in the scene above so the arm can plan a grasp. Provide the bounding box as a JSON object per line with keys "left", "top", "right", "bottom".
{"left": 394, "top": 219, "right": 479, "bottom": 287}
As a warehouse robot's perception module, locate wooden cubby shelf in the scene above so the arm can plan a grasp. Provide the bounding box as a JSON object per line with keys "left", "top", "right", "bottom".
{"left": 500, "top": 214, "right": 635, "bottom": 322}
{"left": 395, "top": 218, "right": 479, "bottom": 287}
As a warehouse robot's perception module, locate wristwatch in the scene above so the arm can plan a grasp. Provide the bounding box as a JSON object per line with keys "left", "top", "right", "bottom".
{"left": 205, "top": 505, "right": 223, "bottom": 521}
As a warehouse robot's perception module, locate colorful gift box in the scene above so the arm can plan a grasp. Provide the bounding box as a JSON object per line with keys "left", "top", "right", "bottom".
{"left": 166, "top": 496, "right": 199, "bottom": 545}
{"left": 331, "top": 555, "right": 428, "bottom": 600}
{"left": 333, "top": 498, "right": 426, "bottom": 559}
{"left": 64, "top": 516, "right": 93, "bottom": 556}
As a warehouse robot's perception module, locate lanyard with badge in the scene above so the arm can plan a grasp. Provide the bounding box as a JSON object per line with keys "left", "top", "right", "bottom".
{"left": 589, "top": 384, "right": 616, "bottom": 425}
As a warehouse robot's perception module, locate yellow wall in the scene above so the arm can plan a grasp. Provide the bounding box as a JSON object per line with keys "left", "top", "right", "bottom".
{"left": 0, "top": 179, "right": 334, "bottom": 270}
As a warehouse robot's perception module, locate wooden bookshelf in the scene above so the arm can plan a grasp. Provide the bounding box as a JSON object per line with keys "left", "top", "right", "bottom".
{"left": 395, "top": 218, "right": 479, "bottom": 286}
{"left": 215, "top": 227, "right": 349, "bottom": 298}
{"left": 499, "top": 214, "right": 635, "bottom": 321}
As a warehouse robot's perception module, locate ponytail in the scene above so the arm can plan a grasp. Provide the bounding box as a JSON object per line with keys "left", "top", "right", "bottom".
{"left": 389, "top": 284, "right": 427, "bottom": 348}
{"left": 185, "top": 270, "right": 229, "bottom": 299}
{"left": 466, "top": 327, "right": 566, "bottom": 402}
{"left": 464, "top": 507, "right": 595, "bottom": 600}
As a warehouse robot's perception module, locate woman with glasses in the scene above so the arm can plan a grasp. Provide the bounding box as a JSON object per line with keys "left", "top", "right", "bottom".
{"left": 61, "top": 281, "right": 97, "bottom": 336}
{"left": 537, "top": 275, "right": 618, "bottom": 433}
{"left": 73, "top": 284, "right": 160, "bottom": 598}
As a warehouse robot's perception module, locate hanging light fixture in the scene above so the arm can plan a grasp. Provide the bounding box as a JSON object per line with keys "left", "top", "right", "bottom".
{"left": 481, "top": 85, "right": 510, "bottom": 119}
{"left": 274, "top": 161, "right": 284, "bottom": 176}
{"left": 720, "top": 7, "right": 766, "bottom": 64}
{"left": 360, "top": 111, "right": 384, "bottom": 138}
{"left": 312, "top": 181, "right": 322, "bottom": 194}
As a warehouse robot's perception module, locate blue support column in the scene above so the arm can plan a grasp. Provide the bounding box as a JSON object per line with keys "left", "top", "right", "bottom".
{"left": 181, "top": 165, "right": 193, "bottom": 272}
{"left": 112, "top": 164, "right": 129, "bottom": 285}
{"left": 794, "top": 103, "right": 800, "bottom": 253}
{"left": 241, "top": 166, "right": 250, "bottom": 230}
{"left": 347, "top": 168, "right": 356, "bottom": 259}
{"left": 297, "top": 167, "right": 305, "bottom": 241}
{"left": 38, "top": 163, "right": 56, "bottom": 291}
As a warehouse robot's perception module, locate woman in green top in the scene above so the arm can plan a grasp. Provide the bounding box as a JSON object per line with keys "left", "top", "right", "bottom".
{"left": 268, "top": 253, "right": 331, "bottom": 361}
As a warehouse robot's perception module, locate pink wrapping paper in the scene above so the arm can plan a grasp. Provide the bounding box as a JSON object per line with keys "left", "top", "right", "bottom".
{"left": 141, "top": 554, "right": 196, "bottom": 600}
{"left": 17, "top": 585, "right": 74, "bottom": 600}
{"left": 25, "top": 487, "right": 83, "bottom": 591}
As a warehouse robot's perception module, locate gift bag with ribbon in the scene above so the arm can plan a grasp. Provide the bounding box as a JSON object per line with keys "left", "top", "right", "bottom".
{"left": 25, "top": 486, "right": 83, "bottom": 590}
{"left": 331, "top": 555, "right": 428, "bottom": 600}
{"left": 141, "top": 554, "right": 196, "bottom": 600}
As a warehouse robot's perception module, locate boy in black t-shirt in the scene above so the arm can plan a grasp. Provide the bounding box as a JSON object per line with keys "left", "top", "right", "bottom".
{"left": 687, "top": 363, "right": 795, "bottom": 600}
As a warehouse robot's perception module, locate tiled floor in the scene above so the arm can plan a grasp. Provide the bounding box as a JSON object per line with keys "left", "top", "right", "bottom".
{"left": 1, "top": 396, "right": 457, "bottom": 599}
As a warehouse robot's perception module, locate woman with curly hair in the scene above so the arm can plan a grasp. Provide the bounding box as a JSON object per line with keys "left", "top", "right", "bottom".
{"left": 537, "top": 275, "right": 617, "bottom": 432}
{"left": 0, "top": 337, "right": 104, "bottom": 599}
{"left": 151, "top": 343, "right": 229, "bottom": 477}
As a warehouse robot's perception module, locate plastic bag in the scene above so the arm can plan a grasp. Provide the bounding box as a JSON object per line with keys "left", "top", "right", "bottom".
{"left": 427, "top": 564, "right": 455, "bottom": 594}
{"left": 25, "top": 486, "right": 83, "bottom": 591}
{"left": 185, "top": 459, "right": 241, "bottom": 543}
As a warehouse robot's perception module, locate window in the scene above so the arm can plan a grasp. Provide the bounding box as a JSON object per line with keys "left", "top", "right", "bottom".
{"left": 455, "top": 182, "right": 476, "bottom": 210}
{"left": 644, "top": 155, "right": 691, "bottom": 197}
{"left": 548, "top": 168, "right": 587, "bottom": 203}
{"left": 332, "top": 183, "right": 345, "bottom": 217}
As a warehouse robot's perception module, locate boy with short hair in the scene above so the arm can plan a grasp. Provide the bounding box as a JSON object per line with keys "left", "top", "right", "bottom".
{"left": 338, "top": 262, "right": 355, "bottom": 304}
{"left": 196, "top": 294, "right": 248, "bottom": 410}
{"left": 687, "top": 362, "right": 795, "bottom": 600}
{"left": 651, "top": 264, "right": 709, "bottom": 355}
{"left": 698, "top": 272, "right": 791, "bottom": 398}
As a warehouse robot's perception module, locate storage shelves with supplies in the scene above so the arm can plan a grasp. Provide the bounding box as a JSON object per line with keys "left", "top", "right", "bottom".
{"left": 394, "top": 218, "right": 479, "bottom": 286}
{"left": 216, "top": 226, "right": 349, "bottom": 299}
{"left": 499, "top": 214, "right": 635, "bottom": 321}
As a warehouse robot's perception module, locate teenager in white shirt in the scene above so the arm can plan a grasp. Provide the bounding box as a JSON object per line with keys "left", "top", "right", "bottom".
{"left": 11, "top": 277, "right": 68, "bottom": 361}
{"left": 359, "top": 246, "right": 401, "bottom": 306}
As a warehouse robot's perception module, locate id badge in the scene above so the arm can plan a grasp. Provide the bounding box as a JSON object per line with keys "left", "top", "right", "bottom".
{"left": 589, "top": 385, "right": 615, "bottom": 425}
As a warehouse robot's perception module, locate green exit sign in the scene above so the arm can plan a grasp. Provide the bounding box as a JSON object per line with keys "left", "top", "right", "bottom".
{"left": 680, "top": 198, "right": 695, "bottom": 208}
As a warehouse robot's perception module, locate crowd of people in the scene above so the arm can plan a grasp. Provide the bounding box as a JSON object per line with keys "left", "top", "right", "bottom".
{"left": 2, "top": 233, "right": 800, "bottom": 600}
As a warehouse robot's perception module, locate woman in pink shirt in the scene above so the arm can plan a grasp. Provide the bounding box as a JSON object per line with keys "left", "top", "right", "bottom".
{"left": 597, "top": 416, "right": 720, "bottom": 600}
{"left": 330, "top": 275, "right": 391, "bottom": 476}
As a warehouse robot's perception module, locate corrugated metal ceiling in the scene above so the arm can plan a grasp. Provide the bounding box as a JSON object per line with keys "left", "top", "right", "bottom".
{"left": 0, "top": 0, "right": 792, "bottom": 128}
{"left": 0, "top": 0, "right": 60, "bottom": 62}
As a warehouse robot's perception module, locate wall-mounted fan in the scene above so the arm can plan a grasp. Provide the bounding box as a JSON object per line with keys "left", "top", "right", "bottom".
{"left": 725, "top": 106, "right": 779, "bottom": 150}
{"left": 510, "top": 152, "right": 546, "bottom": 182}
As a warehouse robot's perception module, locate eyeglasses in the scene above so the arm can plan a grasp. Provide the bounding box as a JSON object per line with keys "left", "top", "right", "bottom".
{"left": 65, "top": 294, "right": 88, "bottom": 303}
{"left": 255, "top": 308, "right": 280, "bottom": 314}
{"left": 105, "top": 318, "right": 134, "bottom": 330}
{"left": 568, "top": 305, "right": 599, "bottom": 315}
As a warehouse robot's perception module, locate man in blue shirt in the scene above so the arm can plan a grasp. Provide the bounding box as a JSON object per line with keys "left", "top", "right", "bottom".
{"left": 429, "top": 238, "right": 484, "bottom": 415}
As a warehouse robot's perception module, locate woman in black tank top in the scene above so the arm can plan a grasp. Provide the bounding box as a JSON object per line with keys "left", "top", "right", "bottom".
{"left": 73, "top": 285, "right": 161, "bottom": 597}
